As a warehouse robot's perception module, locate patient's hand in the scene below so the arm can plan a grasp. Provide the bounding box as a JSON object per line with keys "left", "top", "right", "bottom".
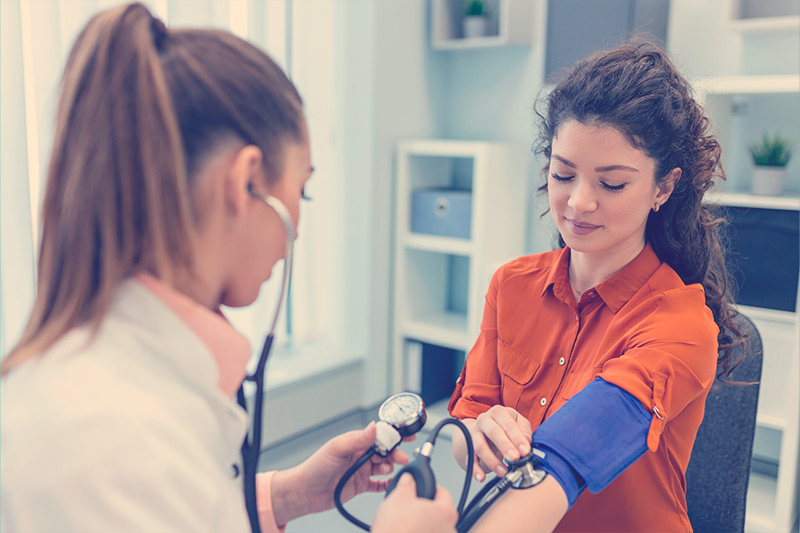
{"left": 454, "top": 406, "right": 532, "bottom": 481}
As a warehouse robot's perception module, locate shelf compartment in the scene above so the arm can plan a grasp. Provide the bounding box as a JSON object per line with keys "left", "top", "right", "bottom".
{"left": 402, "top": 340, "right": 465, "bottom": 406}
{"left": 431, "top": 0, "right": 533, "bottom": 50}
{"left": 729, "top": 16, "right": 800, "bottom": 33}
{"left": 700, "top": 90, "right": 799, "bottom": 198}
{"left": 704, "top": 192, "right": 800, "bottom": 211}
{"left": 694, "top": 75, "right": 800, "bottom": 96}
{"left": 723, "top": 207, "right": 799, "bottom": 313}
{"left": 401, "top": 316, "right": 473, "bottom": 352}
{"left": 729, "top": 0, "right": 800, "bottom": 33}
{"left": 405, "top": 153, "right": 475, "bottom": 191}
{"left": 400, "top": 249, "right": 472, "bottom": 348}
{"left": 403, "top": 233, "right": 475, "bottom": 255}
{"left": 746, "top": 471, "right": 779, "bottom": 529}
{"left": 743, "top": 306, "right": 798, "bottom": 427}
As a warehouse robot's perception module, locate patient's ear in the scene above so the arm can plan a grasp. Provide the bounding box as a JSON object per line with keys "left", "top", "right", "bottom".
{"left": 224, "top": 145, "right": 263, "bottom": 218}
{"left": 656, "top": 167, "right": 681, "bottom": 204}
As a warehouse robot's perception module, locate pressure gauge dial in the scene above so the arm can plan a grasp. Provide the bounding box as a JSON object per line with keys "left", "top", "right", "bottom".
{"left": 378, "top": 392, "right": 427, "bottom": 437}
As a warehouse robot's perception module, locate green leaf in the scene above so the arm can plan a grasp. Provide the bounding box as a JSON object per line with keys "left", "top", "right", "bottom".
{"left": 750, "top": 133, "right": 792, "bottom": 167}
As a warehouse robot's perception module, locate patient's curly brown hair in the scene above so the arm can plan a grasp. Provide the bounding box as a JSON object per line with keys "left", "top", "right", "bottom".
{"left": 535, "top": 41, "right": 746, "bottom": 381}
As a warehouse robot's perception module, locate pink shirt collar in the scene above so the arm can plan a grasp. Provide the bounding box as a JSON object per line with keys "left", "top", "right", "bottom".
{"left": 136, "top": 273, "right": 251, "bottom": 397}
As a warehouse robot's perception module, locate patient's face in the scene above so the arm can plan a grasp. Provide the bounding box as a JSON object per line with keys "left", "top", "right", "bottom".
{"left": 548, "top": 119, "right": 661, "bottom": 259}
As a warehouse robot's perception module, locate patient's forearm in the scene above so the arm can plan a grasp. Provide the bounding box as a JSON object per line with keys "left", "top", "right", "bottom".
{"left": 469, "top": 475, "right": 568, "bottom": 533}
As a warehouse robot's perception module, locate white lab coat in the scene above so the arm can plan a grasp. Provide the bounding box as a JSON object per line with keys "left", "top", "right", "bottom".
{"left": 0, "top": 280, "right": 252, "bottom": 532}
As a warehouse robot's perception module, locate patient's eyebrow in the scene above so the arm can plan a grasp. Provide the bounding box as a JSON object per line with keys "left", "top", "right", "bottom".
{"left": 552, "top": 155, "right": 576, "bottom": 168}
{"left": 595, "top": 164, "right": 639, "bottom": 172}
{"left": 553, "top": 155, "right": 639, "bottom": 173}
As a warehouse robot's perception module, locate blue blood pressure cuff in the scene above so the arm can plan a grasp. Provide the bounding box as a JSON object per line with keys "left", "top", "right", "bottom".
{"left": 531, "top": 378, "right": 651, "bottom": 507}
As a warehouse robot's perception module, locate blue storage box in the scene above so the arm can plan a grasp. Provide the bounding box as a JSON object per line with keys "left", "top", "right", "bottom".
{"left": 411, "top": 189, "right": 472, "bottom": 239}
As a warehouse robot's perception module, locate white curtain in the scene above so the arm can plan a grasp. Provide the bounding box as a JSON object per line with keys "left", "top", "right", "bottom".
{"left": 0, "top": 0, "right": 343, "bottom": 362}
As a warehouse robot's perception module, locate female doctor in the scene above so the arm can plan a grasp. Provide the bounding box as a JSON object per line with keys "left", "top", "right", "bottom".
{"left": 0, "top": 3, "right": 457, "bottom": 532}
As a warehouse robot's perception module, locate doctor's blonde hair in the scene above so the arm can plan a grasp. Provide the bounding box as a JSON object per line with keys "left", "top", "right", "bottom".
{"left": 2, "top": 2, "right": 304, "bottom": 373}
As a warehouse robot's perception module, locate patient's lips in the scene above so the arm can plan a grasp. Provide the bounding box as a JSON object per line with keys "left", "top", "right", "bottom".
{"left": 566, "top": 218, "right": 601, "bottom": 236}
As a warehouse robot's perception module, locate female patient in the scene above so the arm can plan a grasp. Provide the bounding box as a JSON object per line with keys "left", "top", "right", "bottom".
{"left": 0, "top": 3, "right": 455, "bottom": 532}
{"left": 448, "top": 42, "right": 746, "bottom": 532}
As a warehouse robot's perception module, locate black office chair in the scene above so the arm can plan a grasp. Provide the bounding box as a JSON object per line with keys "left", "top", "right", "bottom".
{"left": 685, "top": 313, "right": 763, "bottom": 533}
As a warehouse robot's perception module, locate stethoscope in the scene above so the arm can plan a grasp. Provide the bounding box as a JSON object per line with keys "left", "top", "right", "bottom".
{"left": 232, "top": 186, "right": 544, "bottom": 533}
{"left": 236, "top": 185, "right": 296, "bottom": 533}
{"left": 334, "top": 392, "right": 548, "bottom": 532}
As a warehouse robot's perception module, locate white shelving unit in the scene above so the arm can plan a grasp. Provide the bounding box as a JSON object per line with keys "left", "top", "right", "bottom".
{"left": 693, "top": 74, "right": 800, "bottom": 201}
{"left": 705, "top": 191, "right": 800, "bottom": 211}
{"left": 392, "top": 139, "right": 528, "bottom": 395}
{"left": 695, "top": 74, "right": 800, "bottom": 533}
{"left": 431, "top": 0, "right": 533, "bottom": 50}
{"left": 741, "top": 305, "right": 799, "bottom": 533}
{"left": 727, "top": 0, "right": 800, "bottom": 34}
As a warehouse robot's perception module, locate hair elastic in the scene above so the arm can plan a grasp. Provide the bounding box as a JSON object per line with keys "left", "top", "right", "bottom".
{"left": 150, "top": 16, "right": 168, "bottom": 50}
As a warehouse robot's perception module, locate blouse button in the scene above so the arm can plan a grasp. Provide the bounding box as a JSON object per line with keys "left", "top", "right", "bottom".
{"left": 574, "top": 314, "right": 579, "bottom": 321}
{"left": 559, "top": 357, "right": 566, "bottom": 366}
{"left": 540, "top": 397, "right": 547, "bottom": 406}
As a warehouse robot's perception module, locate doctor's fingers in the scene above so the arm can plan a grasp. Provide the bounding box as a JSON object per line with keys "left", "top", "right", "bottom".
{"left": 385, "top": 447, "right": 411, "bottom": 466}
{"left": 477, "top": 406, "right": 532, "bottom": 459}
{"left": 370, "top": 457, "right": 406, "bottom": 476}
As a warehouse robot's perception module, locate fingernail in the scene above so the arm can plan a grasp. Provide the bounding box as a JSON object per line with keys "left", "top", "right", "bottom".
{"left": 519, "top": 443, "right": 530, "bottom": 455}
{"left": 506, "top": 449, "right": 519, "bottom": 462}
{"left": 496, "top": 465, "right": 508, "bottom": 477}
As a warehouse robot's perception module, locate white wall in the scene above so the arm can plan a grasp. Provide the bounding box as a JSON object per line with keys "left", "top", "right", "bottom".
{"left": 668, "top": 0, "right": 799, "bottom": 77}
{"left": 439, "top": 0, "right": 553, "bottom": 254}
{"left": 363, "top": 0, "right": 447, "bottom": 405}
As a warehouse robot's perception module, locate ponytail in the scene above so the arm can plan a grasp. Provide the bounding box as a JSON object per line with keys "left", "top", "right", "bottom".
{"left": 2, "top": 3, "right": 190, "bottom": 374}
{"left": 3, "top": 2, "right": 303, "bottom": 373}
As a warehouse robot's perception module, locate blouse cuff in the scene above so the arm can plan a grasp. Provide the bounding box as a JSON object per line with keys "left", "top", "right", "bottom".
{"left": 256, "top": 471, "right": 287, "bottom": 533}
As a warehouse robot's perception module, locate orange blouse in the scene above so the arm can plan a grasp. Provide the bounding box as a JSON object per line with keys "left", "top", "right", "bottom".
{"left": 448, "top": 243, "right": 719, "bottom": 532}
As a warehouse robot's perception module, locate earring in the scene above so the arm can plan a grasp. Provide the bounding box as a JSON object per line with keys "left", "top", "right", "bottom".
{"left": 653, "top": 202, "right": 660, "bottom": 212}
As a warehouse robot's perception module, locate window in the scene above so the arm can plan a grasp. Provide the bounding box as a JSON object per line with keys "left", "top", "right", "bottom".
{"left": 0, "top": 0, "right": 356, "bottom": 377}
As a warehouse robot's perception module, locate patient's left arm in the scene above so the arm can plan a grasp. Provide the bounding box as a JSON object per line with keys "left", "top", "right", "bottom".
{"left": 470, "top": 475, "right": 569, "bottom": 533}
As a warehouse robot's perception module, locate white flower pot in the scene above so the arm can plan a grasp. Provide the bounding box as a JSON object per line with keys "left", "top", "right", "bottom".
{"left": 751, "top": 166, "right": 786, "bottom": 196}
{"left": 463, "top": 16, "right": 487, "bottom": 39}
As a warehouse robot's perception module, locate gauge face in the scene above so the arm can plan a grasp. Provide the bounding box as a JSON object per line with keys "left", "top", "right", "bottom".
{"left": 379, "top": 392, "right": 424, "bottom": 426}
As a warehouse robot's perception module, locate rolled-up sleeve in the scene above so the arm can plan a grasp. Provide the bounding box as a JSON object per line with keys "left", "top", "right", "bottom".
{"left": 597, "top": 286, "right": 719, "bottom": 451}
{"left": 256, "top": 471, "right": 286, "bottom": 533}
{"left": 448, "top": 268, "right": 503, "bottom": 419}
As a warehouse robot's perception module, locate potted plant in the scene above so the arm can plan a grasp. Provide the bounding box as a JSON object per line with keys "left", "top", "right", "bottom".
{"left": 749, "top": 133, "right": 793, "bottom": 195}
{"left": 463, "top": 0, "right": 489, "bottom": 39}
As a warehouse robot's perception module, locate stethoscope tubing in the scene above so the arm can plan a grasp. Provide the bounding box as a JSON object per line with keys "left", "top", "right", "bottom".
{"left": 238, "top": 189, "right": 296, "bottom": 533}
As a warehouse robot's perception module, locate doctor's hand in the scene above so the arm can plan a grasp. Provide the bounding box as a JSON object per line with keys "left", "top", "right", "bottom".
{"left": 373, "top": 473, "right": 457, "bottom": 533}
{"left": 453, "top": 406, "right": 532, "bottom": 482}
{"left": 270, "top": 421, "right": 410, "bottom": 525}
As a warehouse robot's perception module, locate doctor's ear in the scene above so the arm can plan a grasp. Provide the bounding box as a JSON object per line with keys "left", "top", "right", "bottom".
{"left": 225, "top": 145, "right": 264, "bottom": 218}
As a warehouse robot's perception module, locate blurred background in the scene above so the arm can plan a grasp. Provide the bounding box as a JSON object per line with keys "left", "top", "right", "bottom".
{"left": 1, "top": 1, "right": 798, "bottom": 531}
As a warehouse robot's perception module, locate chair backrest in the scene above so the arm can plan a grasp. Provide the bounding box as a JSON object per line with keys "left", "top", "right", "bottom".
{"left": 685, "top": 313, "right": 763, "bottom": 533}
